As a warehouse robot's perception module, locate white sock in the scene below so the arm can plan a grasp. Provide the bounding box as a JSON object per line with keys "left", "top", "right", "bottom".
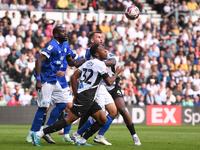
{"left": 63, "top": 134, "right": 69, "bottom": 138}
{"left": 79, "top": 137, "right": 86, "bottom": 144}
{"left": 29, "top": 131, "right": 34, "bottom": 134}
{"left": 133, "top": 134, "right": 138, "bottom": 139}
{"left": 36, "top": 130, "right": 44, "bottom": 138}
{"left": 74, "top": 131, "right": 80, "bottom": 136}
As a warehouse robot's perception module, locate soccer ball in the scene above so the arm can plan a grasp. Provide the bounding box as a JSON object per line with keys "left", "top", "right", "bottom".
{"left": 125, "top": 5, "right": 140, "bottom": 20}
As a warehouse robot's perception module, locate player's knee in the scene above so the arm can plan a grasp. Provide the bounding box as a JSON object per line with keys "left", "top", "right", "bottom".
{"left": 64, "top": 117, "right": 72, "bottom": 126}
{"left": 65, "top": 103, "right": 72, "bottom": 112}
{"left": 56, "top": 103, "right": 67, "bottom": 110}
{"left": 108, "top": 109, "right": 118, "bottom": 118}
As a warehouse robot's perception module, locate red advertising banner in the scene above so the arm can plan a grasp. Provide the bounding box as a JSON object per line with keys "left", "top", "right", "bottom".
{"left": 146, "top": 105, "right": 182, "bottom": 125}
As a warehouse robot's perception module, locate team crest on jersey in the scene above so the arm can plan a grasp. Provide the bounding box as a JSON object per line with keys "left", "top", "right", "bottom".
{"left": 47, "top": 45, "right": 53, "bottom": 50}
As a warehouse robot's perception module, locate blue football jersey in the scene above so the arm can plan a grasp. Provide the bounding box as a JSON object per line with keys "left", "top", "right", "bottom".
{"left": 58, "top": 50, "right": 82, "bottom": 89}
{"left": 35, "top": 39, "right": 72, "bottom": 84}
{"left": 85, "top": 47, "right": 91, "bottom": 61}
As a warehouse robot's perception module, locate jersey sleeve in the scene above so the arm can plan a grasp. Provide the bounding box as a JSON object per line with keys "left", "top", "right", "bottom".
{"left": 42, "top": 44, "right": 56, "bottom": 59}
{"left": 107, "top": 53, "right": 117, "bottom": 61}
{"left": 98, "top": 62, "right": 109, "bottom": 80}
{"left": 85, "top": 48, "right": 91, "bottom": 61}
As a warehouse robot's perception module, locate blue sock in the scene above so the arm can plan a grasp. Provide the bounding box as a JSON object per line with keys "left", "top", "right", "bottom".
{"left": 63, "top": 113, "right": 71, "bottom": 134}
{"left": 77, "top": 118, "right": 95, "bottom": 135}
{"left": 30, "top": 107, "right": 47, "bottom": 132}
{"left": 46, "top": 103, "right": 66, "bottom": 126}
{"left": 98, "top": 115, "right": 115, "bottom": 136}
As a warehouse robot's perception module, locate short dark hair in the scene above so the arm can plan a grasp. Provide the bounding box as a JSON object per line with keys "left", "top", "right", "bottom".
{"left": 90, "top": 44, "right": 100, "bottom": 57}
{"left": 53, "top": 26, "right": 63, "bottom": 37}
{"left": 88, "top": 31, "right": 102, "bottom": 45}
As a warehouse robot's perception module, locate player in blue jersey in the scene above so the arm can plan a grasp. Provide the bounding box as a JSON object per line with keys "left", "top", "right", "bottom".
{"left": 71, "top": 31, "right": 141, "bottom": 146}
{"left": 26, "top": 26, "right": 82, "bottom": 143}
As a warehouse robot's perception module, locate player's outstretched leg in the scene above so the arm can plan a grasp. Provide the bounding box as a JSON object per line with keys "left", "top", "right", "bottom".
{"left": 115, "top": 97, "right": 141, "bottom": 146}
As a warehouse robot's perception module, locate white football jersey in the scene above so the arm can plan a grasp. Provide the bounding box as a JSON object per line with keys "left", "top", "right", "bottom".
{"left": 77, "top": 58, "right": 109, "bottom": 99}
{"left": 104, "top": 53, "right": 119, "bottom": 91}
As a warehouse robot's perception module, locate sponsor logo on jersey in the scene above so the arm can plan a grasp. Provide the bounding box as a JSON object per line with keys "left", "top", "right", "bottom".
{"left": 60, "top": 56, "right": 64, "bottom": 60}
{"left": 117, "top": 90, "right": 122, "bottom": 95}
{"left": 64, "top": 48, "right": 67, "bottom": 52}
{"left": 47, "top": 45, "right": 53, "bottom": 50}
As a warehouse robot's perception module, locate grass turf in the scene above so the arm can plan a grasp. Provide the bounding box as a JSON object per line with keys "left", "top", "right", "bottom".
{"left": 0, "top": 124, "right": 200, "bottom": 150}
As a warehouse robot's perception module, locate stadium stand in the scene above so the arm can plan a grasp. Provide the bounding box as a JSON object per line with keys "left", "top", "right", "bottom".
{"left": 0, "top": 0, "right": 200, "bottom": 107}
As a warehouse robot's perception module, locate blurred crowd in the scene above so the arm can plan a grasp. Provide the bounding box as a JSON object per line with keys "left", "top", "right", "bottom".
{"left": 0, "top": 0, "right": 200, "bottom": 107}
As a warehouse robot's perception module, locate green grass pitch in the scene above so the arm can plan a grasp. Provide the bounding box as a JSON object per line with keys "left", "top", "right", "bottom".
{"left": 0, "top": 124, "right": 200, "bottom": 150}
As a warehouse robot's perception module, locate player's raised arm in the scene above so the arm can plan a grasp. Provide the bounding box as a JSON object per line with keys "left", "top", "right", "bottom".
{"left": 104, "top": 58, "right": 116, "bottom": 67}
{"left": 103, "top": 66, "right": 122, "bottom": 86}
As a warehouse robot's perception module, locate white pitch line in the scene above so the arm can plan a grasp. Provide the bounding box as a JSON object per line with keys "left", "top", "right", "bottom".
{"left": 140, "top": 131, "right": 200, "bottom": 134}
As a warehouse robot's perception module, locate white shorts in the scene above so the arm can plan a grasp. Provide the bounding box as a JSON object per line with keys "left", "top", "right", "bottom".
{"left": 95, "top": 85, "right": 114, "bottom": 111}
{"left": 37, "top": 81, "right": 65, "bottom": 107}
{"left": 62, "top": 87, "right": 73, "bottom": 103}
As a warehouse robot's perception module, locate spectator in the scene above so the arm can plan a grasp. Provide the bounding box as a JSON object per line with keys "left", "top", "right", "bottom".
{"left": 99, "top": 20, "right": 110, "bottom": 35}
{"left": 27, "top": 0, "right": 35, "bottom": 11}
{"left": 182, "top": 95, "right": 194, "bottom": 106}
{"left": 18, "top": 88, "right": 31, "bottom": 106}
{"left": 32, "top": 30, "right": 42, "bottom": 47}
{"left": 26, "top": 18, "right": 38, "bottom": 32}
{"left": 3, "top": 87, "right": 11, "bottom": 102}
{"left": 18, "top": 0, "right": 28, "bottom": 15}
{"left": 174, "top": 95, "right": 182, "bottom": 105}
{"left": 21, "top": 13, "right": 30, "bottom": 27}
{"left": 163, "top": 1, "right": 171, "bottom": 14}
{"left": 135, "top": 0, "right": 142, "bottom": 11}
{"left": 2, "top": 11, "right": 12, "bottom": 26}
{"left": 5, "top": 30, "right": 16, "bottom": 48}
{"left": 0, "top": 0, "right": 9, "bottom": 10}
{"left": 56, "top": 0, "right": 69, "bottom": 9}
{"left": 155, "top": 89, "right": 165, "bottom": 105}
{"left": 137, "top": 95, "right": 146, "bottom": 106}
{"left": 183, "top": 82, "right": 194, "bottom": 96}
{"left": 0, "top": 93, "right": 7, "bottom": 106}
{"left": 80, "top": 19, "right": 90, "bottom": 36}
{"left": 123, "top": 0, "right": 133, "bottom": 8}
{"left": 31, "top": 91, "right": 37, "bottom": 105}
{"left": 73, "top": 12, "right": 83, "bottom": 25}
{"left": 0, "top": 42, "right": 10, "bottom": 70}
{"left": 193, "top": 95, "right": 200, "bottom": 105}
{"left": 187, "top": 0, "right": 198, "bottom": 10}
{"left": 14, "top": 53, "right": 30, "bottom": 85}
{"left": 78, "top": 30, "right": 88, "bottom": 50}
{"left": 35, "top": 0, "right": 43, "bottom": 11}
{"left": 145, "top": 87, "right": 155, "bottom": 105}
{"left": 138, "top": 82, "right": 148, "bottom": 96}
{"left": 179, "top": 0, "right": 188, "bottom": 12}
{"left": 158, "top": 70, "right": 170, "bottom": 85}
{"left": 0, "top": 68, "right": 7, "bottom": 88}
{"left": 6, "top": 48, "right": 19, "bottom": 78}
{"left": 7, "top": 94, "right": 18, "bottom": 106}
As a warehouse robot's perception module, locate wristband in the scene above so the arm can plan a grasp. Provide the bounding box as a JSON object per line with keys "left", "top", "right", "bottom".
{"left": 36, "top": 76, "right": 41, "bottom": 81}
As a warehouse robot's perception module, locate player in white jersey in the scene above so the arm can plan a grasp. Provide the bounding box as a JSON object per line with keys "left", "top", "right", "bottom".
{"left": 73, "top": 31, "right": 118, "bottom": 146}
{"left": 31, "top": 44, "right": 122, "bottom": 146}
{"left": 73, "top": 31, "right": 141, "bottom": 146}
